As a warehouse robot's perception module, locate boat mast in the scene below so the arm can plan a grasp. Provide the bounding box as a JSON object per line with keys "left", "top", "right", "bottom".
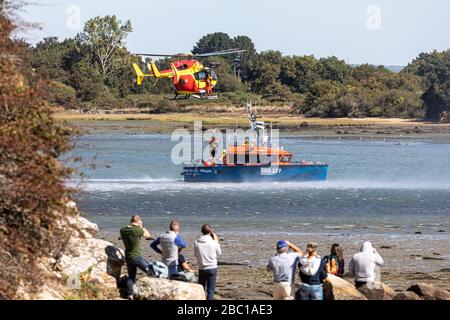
{"left": 247, "top": 102, "right": 265, "bottom": 146}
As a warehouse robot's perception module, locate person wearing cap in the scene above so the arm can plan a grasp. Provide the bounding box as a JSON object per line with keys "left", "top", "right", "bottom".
{"left": 296, "top": 242, "right": 328, "bottom": 300}
{"left": 267, "top": 240, "right": 303, "bottom": 300}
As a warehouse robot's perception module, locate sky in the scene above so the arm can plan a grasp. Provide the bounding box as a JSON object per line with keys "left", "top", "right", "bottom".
{"left": 20, "top": 0, "right": 450, "bottom": 66}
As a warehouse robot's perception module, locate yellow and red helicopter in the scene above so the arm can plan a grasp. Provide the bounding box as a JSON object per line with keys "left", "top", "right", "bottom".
{"left": 132, "top": 49, "right": 245, "bottom": 100}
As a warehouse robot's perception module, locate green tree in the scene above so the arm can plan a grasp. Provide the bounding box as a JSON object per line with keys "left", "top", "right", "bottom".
{"left": 48, "top": 81, "right": 77, "bottom": 108}
{"left": 192, "top": 32, "right": 233, "bottom": 54}
{"left": 403, "top": 50, "right": 450, "bottom": 119}
{"left": 78, "top": 15, "right": 132, "bottom": 82}
{"left": 280, "top": 55, "right": 319, "bottom": 94}
{"left": 317, "top": 56, "right": 352, "bottom": 83}
{"left": 193, "top": 33, "right": 255, "bottom": 78}
{"left": 70, "top": 55, "right": 106, "bottom": 101}
{"left": 30, "top": 37, "right": 83, "bottom": 84}
{"left": 247, "top": 51, "right": 298, "bottom": 101}
{"left": 231, "top": 35, "right": 257, "bottom": 80}
{"left": 300, "top": 67, "right": 424, "bottom": 118}
{"left": 31, "top": 37, "right": 70, "bottom": 81}
{"left": 106, "top": 48, "right": 136, "bottom": 98}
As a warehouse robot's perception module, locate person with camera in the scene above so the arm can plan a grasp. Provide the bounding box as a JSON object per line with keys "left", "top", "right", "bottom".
{"left": 120, "top": 214, "right": 152, "bottom": 300}
{"left": 194, "top": 224, "right": 222, "bottom": 300}
{"left": 349, "top": 241, "right": 384, "bottom": 288}
{"left": 267, "top": 240, "right": 303, "bottom": 300}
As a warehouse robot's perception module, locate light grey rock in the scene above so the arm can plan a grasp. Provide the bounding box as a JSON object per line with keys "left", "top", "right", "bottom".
{"left": 407, "top": 283, "right": 450, "bottom": 300}
{"left": 357, "top": 282, "right": 396, "bottom": 300}
{"left": 393, "top": 291, "right": 422, "bottom": 300}
{"left": 133, "top": 277, "right": 206, "bottom": 300}
{"left": 323, "top": 274, "right": 367, "bottom": 300}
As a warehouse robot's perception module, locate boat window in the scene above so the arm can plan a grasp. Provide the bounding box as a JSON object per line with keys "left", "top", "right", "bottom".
{"left": 279, "top": 155, "right": 292, "bottom": 163}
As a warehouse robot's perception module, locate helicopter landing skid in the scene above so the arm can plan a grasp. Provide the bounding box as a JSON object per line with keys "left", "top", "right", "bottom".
{"left": 192, "top": 93, "right": 219, "bottom": 100}
{"left": 164, "top": 94, "right": 191, "bottom": 101}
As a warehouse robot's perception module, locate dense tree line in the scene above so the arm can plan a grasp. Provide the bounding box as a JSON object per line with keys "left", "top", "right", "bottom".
{"left": 28, "top": 15, "right": 449, "bottom": 119}
{"left": 402, "top": 50, "right": 450, "bottom": 119}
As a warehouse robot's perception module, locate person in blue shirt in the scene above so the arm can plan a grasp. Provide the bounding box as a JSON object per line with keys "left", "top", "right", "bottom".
{"left": 150, "top": 220, "right": 186, "bottom": 276}
{"left": 267, "top": 240, "right": 303, "bottom": 300}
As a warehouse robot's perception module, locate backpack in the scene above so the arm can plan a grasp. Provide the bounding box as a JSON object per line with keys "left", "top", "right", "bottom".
{"left": 146, "top": 261, "right": 169, "bottom": 279}
{"left": 323, "top": 255, "right": 342, "bottom": 276}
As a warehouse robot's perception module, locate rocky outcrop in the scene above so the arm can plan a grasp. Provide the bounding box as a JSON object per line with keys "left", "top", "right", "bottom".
{"left": 407, "top": 283, "right": 450, "bottom": 300}
{"left": 50, "top": 212, "right": 125, "bottom": 292}
{"left": 56, "top": 236, "right": 119, "bottom": 289}
{"left": 133, "top": 277, "right": 206, "bottom": 300}
{"left": 69, "top": 216, "right": 99, "bottom": 238}
{"left": 393, "top": 291, "right": 422, "bottom": 300}
{"left": 323, "top": 275, "right": 367, "bottom": 300}
{"left": 32, "top": 207, "right": 206, "bottom": 301}
{"left": 357, "top": 283, "right": 396, "bottom": 300}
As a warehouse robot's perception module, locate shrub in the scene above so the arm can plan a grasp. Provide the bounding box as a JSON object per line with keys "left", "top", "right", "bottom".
{"left": 0, "top": 5, "right": 78, "bottom": 299}
{"left": 48, "top": 81, "right": 77, "bottom": 108}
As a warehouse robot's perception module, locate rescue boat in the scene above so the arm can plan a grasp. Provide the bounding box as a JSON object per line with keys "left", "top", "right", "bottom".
{"left": 181, "top": 105, "right": 329, "bottom": 182}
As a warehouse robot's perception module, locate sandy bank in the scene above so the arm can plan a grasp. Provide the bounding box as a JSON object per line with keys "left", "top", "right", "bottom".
{"left": 54, "top": 112, "right": 450, "bottom": 139}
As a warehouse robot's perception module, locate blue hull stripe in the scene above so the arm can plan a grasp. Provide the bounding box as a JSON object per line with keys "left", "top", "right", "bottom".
{"left": 182, "top": 164, "right": 328, "bottom": 182}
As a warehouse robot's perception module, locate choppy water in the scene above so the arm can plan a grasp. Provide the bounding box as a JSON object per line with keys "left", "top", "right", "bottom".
{"left": 69, "top": 134, "right": 450, "bottom": 238}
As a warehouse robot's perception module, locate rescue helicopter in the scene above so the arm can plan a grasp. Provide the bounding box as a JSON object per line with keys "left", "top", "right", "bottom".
{"left": 132, "top": 49, "right": 245, "bottom": 100}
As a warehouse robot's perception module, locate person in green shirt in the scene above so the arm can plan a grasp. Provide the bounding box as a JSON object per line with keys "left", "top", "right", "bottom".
{"left": 120, "top": 215, "right": 151, "bottom": 299}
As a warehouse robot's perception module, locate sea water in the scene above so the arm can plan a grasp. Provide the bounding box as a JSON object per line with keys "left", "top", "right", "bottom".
{"left": 69, "top": 134, "right": 450, "bottom": 238}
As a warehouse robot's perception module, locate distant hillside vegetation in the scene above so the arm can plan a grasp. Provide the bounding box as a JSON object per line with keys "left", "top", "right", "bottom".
{"left": 28, "top": 16, "right": 450, "bottom": 120}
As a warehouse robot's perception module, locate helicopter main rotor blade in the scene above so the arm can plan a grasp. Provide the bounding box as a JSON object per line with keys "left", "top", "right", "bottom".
{"left": 133, "top": 53, "right": 190, "bottom": 58}
{"left": 133, "top": 48, "right": 246, "bottom": 59}
{"left": 193, "top": 49, "right": 246, "bottom": 58}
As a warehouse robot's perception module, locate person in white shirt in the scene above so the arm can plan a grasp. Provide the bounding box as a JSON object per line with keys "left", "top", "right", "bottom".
{"left": 349, "top": 241, "right": 384, "bottom": 288}
{"left": 194, "top": 224, "right": 222, "bottom": 300}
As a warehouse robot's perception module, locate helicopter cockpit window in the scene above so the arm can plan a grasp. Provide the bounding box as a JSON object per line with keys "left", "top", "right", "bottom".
{"left": 194, "top": 71, "right": 206, "bottom": 80}
{"left": 210, "top": 70, "right": 218, "bottom": 80}
{"left": 177, "top": 64, "right": 189, "bottom": 70}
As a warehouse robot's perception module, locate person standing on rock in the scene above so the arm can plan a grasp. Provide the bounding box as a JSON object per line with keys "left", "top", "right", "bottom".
{"left": 120, "top": 215, "right": 152, "bottom": 300}
{"left": 150, "top": 220, "right": 187, "bottom": 277}
{"left": 297, "top": 242, "right": 328, "bottom": 300}
{"left": 267, "top": 240, "right": 303, "bottom": 300}
{"left": 194, "top": 224, "right": 222, "bottom": 300}
{"left": 349, "top": 241, "right": 384, "bottom": 288}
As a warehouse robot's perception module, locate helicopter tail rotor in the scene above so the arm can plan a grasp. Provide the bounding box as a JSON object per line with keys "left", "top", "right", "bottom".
{"left": 133, "top": 63, "right": 152, "bottom": 85}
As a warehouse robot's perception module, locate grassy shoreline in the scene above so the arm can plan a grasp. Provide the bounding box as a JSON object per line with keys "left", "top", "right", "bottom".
{"left": 55, "top": 112, "right": 429, "bottom": 125}
{"left": 55, "top": 112, "right": 450, "bottom": 139}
